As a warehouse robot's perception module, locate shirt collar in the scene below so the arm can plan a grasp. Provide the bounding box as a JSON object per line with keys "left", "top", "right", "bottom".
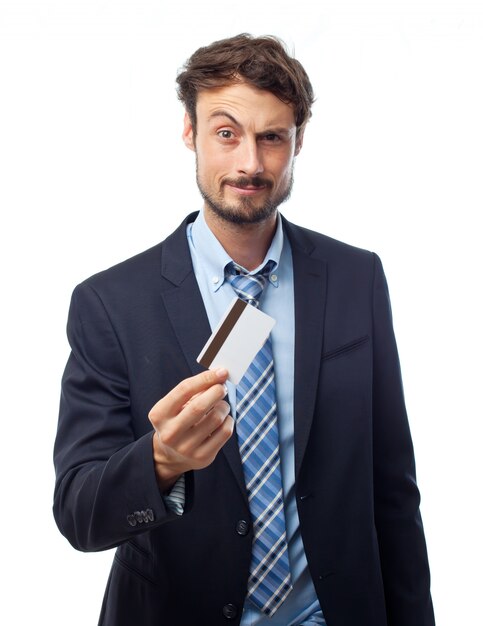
{"left": 190, "top": 209, "right": 283, "bottom": 293}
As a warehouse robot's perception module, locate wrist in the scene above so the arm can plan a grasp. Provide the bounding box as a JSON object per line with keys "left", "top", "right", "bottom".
{"left": 158, "top": 471, "right": 182, "bottom": 494}
{"left": 151, "top": 432, "right": 184, "bottom": 493}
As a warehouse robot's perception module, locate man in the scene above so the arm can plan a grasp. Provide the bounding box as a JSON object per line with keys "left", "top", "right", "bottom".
{"left": 53, "top": 34, "right": 435, "bottom": 626}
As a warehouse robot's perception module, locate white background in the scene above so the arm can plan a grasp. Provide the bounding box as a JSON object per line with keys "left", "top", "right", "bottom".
{"left": 1, "top": 1, "right": 482, "bottom": 624}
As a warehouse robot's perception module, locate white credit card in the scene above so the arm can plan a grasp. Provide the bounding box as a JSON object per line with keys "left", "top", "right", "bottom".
{"left": 197, "top": 297, "right": 276, "bottom": 385}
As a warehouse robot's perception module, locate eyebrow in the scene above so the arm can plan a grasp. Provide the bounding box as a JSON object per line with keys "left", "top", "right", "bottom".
{"left": 208, "top": 110, "right": 241, "bottom": 126}
{"left": 208, "top": 110, "right": 294, "bottom": 137}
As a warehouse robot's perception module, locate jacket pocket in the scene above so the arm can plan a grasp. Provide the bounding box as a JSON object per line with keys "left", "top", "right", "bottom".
{"left": 114, "top": 540, "right": 157, "bottom": 587}
{"left": 322, "top": 335, "right": 369, "bottom": 362}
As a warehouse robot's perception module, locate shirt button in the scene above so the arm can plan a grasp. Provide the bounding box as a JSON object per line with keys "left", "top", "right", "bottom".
{"left": 270, "top": 274, "right": 277, "bottom": 282}
{"left": 212, "top": 276, "right": 219, "bottom": 284}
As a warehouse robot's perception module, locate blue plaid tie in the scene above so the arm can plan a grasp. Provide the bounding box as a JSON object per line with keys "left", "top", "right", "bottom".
{"left": 226, "top": 261, "right": 293, "bottom": 617}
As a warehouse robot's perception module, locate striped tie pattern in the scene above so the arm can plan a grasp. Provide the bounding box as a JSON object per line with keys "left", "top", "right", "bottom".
{"left": 226, "top": 261, "right": 293, "bottom": 617}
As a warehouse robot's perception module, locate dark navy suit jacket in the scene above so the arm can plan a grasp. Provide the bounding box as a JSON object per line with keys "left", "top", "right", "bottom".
{"left": 53, "top": 213, "right": 435, "bottom": 626}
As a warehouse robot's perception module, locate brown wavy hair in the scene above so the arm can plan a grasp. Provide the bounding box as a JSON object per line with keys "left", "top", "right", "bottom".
{"left": 176, "top": 33, "right": 315, "bottom": 136}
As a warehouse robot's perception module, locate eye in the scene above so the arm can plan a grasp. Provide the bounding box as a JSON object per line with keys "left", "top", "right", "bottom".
{"left": 217, "top": 129, "right": 234, "bottom": 140}
{"left": 262, "top": 133, "right": 282, "bottom": 143}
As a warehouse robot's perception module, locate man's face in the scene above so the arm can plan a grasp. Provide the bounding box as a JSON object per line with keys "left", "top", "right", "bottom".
{"left": 182, "top": 81, "right": 303, "bottom": 225}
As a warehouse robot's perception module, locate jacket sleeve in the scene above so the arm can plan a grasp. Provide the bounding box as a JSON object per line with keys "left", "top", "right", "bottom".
{"left": 371, "top": 254, "right": 435, "bottom": 625}
{"left": 53, "top": 281, "right": 186, "bottom": 552}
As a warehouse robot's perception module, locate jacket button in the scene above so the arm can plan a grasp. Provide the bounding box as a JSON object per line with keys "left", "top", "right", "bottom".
{"left": 222, "top": 604, "right": 238, "bottom": 619}
{"left": 299, "top": 492, "right": 313, "bottom": 501}
{"left": 127, "top": 515, "right": 137, "bottom": 527}
{"left": 134, "top": 511, "right": 143, "bottom": 523}
{"left": 146, "top": 508, "right": 154, "bottom": 522}
{"left": 236, "top": 520, "right": 250, "bottom": 536}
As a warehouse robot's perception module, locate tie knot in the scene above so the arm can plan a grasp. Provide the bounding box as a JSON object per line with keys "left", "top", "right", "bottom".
{"left": 225, "top": 260, "right": 276, "bottom": 308}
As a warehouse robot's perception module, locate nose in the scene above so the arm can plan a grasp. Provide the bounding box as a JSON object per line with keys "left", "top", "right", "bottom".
{"left": 236, "top": 138, "right": 264, "bottom": 176}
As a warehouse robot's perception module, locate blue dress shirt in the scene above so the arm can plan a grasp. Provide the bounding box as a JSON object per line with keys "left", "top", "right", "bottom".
{"left": 187, "top": 210, "right": 326, "bottom": 626}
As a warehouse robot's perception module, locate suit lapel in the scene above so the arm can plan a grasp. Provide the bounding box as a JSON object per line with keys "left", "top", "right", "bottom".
{"left": 159, "top": 214, "right": 210, "bottom": 376}
{"left": 284, "top": 219, "right": 328, "bottom": 479}
{"left": 159, "top": 213, "right": 247, "bottom": 498}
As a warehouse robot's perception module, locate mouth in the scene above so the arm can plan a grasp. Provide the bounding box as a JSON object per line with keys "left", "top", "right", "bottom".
{"left": 225, "top": 184, "right": 267, "bottom": 196}
{"left": 223, "top": 177, "right": 271, "bottom": 196}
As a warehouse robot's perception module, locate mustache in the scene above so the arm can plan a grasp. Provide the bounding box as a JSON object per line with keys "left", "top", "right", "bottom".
{"left": 222, "top": 176, "right": 273, "bottom": 189}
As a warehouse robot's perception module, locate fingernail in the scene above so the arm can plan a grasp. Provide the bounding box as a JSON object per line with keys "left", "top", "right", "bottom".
{"left": 215, "top": 368, "right": 228, "bottom": 377}
{"left": 223, "top": 384, "right": 228, "bottom": 396}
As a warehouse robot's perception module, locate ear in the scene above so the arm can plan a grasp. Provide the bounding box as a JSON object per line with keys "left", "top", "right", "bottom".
{"left": 294, "top": 126, "right": 305, "bottom": 156}
{"left": 182, "top": 112, "right": 195, "bottom": 151}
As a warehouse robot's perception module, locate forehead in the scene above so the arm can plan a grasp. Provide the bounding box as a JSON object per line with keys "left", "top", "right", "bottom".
{"left": 195, "top": 82, "right": 296, "bottom": 130}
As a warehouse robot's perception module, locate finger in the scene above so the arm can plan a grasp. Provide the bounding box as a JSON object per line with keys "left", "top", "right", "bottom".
{"left": 153, "top": 403, "right": 232, "bottom": 470}
{"left": 149, "top": 368, "right": 228, "bottom": 419}
{"left": 178, "top": 400, "right": 231, "bottom": 451}
{"left": 155, "top": 385, "right": 229, "bottom": 450}
{"left": 195, "top": 414, "right": 235, "bottom": 461}
{"left": 181, "top": 390, "right": 202, "bottom": 410}
{"left": 150, "top": 384, "right": 229, "bottom": 451}
{"left": 178, "top": 384, "right": 229, "bottom": 426}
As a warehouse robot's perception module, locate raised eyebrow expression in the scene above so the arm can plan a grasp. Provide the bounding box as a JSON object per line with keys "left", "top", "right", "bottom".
{"left": 208, "top": 111, "right": 294, "bottom": 140}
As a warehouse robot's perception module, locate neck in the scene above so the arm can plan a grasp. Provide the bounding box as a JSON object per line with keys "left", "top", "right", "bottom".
{"left": 203, "top": 207, "right": 278, "bottom": 271}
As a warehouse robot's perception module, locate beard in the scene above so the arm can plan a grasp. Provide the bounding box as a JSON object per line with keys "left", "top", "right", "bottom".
{"left": 196, "top": 165, "right": 294, "bottom": 226}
